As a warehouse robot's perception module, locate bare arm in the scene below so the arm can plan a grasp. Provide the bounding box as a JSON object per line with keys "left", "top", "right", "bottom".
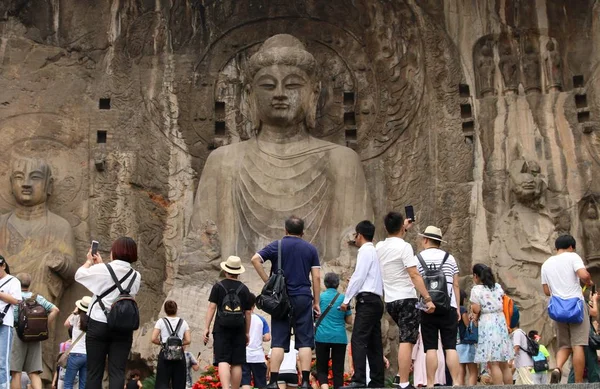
{"left": 63, "top": 315, "right": 73, "bottom": 329}
{"left": 590, "top": 293, "right": 598, "bottom": 318}
{"left": 407, "top": 267, "right": 435, "bottom": 313}
{"left": 462, "top": 311, "right": 470, "bottom": 327}
{"left": 453, "top": 274, "right": 461, "bottom": 321}
{"left": 542, "top": 284, "right": 551, "bottom": 297}
{"left": 245, "top": 310, "right": 251, "bottom": 345}
{"left": 311, "top": 267, "right": 321, "bottom": 314}
{"left": 0, "top": 292, "right": 19, "bottom": 305}
{"left": 192, "top": 364, "right": 200, "bottom": 372}
{"left": 471, "top": 303, "right": 481, "bottom": 315}
{"left": 263, "top": 333, "right": 271, "bottom": 342}
{"left": 576, "top": 268, "right": 593, "bottom": 286}
{"left": 151, "top": 328, "right": 161, "bottom": 345}
{"left": 203, "top": 302, "right": 217, "bottom": 344}
{"left": 345, "top": 314, "right": 353, "bottom": 325}
{"left": 182, "top": 329, "right": 191, "bottom": 346}
{"left": 251, "top": 254, "right": 269, "bottom": 283}
{"left": 48, "top": 306, "right": 60, "bottom": 324}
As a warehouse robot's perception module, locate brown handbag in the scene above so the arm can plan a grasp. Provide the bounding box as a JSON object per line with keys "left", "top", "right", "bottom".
{"left": 58, "top": 331, "right": 85, "bottom": 368}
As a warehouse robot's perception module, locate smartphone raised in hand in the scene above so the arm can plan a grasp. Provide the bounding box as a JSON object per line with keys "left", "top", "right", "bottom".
{"left": 405, "top": 205, "right": 415, "bottom": 223}
{"left": 91, "top": 240, "right": 99, "bottom": 256}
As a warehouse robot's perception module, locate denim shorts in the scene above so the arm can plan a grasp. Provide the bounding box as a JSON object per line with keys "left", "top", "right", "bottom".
{"left": 456, "top": 343, "right": 476, "bottom": 364}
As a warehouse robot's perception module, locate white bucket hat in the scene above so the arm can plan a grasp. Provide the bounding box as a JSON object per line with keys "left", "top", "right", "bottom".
{"left": 220, "top": 256, "right": 245, "bottom": 275}
{"left": 418, "top": 226, "right": 447, "bottom": 243}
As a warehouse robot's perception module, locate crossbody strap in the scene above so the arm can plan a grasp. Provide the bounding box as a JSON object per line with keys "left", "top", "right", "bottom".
{"left": 277, "top": 239, "right": 282, "bottom": 271}
{"left": 92, "top": 267, "right": 134, "bottom": 314}
{"left": 0, "top": 277, "right": 15, "bottom": 320}
{"left": 315, "top": 292, "right": 340, "bottom": 328}
{"left": 64, "top": 330, "right": 85, "bottom": 355}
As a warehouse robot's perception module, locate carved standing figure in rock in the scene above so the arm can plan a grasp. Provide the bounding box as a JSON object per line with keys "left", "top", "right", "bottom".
{"left": 498, "top": 37, "right": 519, "bottom": 94}
{"left": 476, "top": 43, "right": 496, "bottom": 98}
{"left": 0, "top": 157, "right": 76, "bottom": 381}
{"left": 582, "top": 200, "right": 600, "bottom": 268}
{"left": 522, "top": 36, "right": 541, "bottom": 94}
{"left": 543, "top": 38, "right": 562, "bottom": 92}
{"left": 186, "top": 34, "right": 373, "bottom": 263}
{"left": 489, "top": 160, "right": 556, "bottom": 342}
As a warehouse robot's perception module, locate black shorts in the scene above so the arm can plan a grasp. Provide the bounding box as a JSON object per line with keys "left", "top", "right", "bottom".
{"left": 386, "top": 299, "right": 421, "bottom": 344}
{"left": 420, "top": 307, "right": 458, "bottom": 351}
{"left": 241, "top": 363, "right": 267, "bottom": 387}
{"left": 213, "top": 330, "right": 246, "bottom": 365}
{"left": 278, "top": 373, "right": 299, "bottom": 387}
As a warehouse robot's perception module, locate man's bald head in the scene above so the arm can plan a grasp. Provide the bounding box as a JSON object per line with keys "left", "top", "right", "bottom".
{"left": 16, "top": 273, "right": 32, "bottom": 290}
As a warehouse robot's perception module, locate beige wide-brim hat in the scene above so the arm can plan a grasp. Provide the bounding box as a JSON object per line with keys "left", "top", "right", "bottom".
{"left": 220, "top": 256, "right": 245, "bottom": 275}
{"left": 75, "top": 296, "right": 92, "bottom": 312}
{"left": 418, "top": 226, "right": 448, "bottom": 243}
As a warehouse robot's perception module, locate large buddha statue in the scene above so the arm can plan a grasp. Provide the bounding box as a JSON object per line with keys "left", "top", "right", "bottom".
{"left": 188, "top": 34, "right": 373, "bottom": 262}
{"left": 0, "top": 156, "right": 76, "bottom": 380}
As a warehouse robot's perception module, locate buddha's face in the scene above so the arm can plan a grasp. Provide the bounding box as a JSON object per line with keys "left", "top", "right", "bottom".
{"left": 10, "top": 159, "right": 51, "bottom": 207}
{"left": 251, "top": 65, "right": 316, "bottom": 127}
{"left": 510, "top": 161, "right": 544, "bottom": 203}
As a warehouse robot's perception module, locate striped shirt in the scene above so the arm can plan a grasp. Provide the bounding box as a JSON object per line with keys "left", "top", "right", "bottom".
{"left": 416, "top": 248, "right": 459, "bottom": 308}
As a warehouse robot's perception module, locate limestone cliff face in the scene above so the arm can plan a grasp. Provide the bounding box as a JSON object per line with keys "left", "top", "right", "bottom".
{"left": 1, "top": 0, "right": 598, "bottom": 376}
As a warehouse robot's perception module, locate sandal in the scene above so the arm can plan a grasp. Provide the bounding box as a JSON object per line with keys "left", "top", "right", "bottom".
{"left": 550, "top": 368, "right": 561, "bottom": 384}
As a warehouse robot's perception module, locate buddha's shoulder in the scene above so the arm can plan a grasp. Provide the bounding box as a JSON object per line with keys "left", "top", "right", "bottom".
{"left": 46, "top": 211, "right": 72, "bottom": 228}
{"left": 206, "top": 142, "right": 247, "bottom": 162}
{"left": 318, "top": 140, "right": 361, "bottom": 163}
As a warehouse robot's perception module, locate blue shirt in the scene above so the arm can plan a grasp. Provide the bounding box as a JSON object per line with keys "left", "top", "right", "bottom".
{"left": 258, "top": 236, "right": 320, "bottom": 296}
{"left": 315, "top": 288, "right": 351, "bottom": 344}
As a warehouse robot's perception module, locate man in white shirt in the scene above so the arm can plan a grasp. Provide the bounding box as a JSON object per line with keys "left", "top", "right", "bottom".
{"left": 340, "top": 220, "right": 383, "bottom": 388}
{"left": 376, "top": 212, "right": 435, "bottom": 389}
{"left": 511, "top": 325, "right": 534, "bottom": 385}
{"left": 415, "top": 226, "right": 461, "bottom": 388}
{"left": 541, "top": 235, "right": 593, "bottom": 383}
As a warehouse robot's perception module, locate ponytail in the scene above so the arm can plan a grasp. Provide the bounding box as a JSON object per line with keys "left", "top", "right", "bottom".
{"left": 473, "top": 263, "right": 496, "bottom": 289}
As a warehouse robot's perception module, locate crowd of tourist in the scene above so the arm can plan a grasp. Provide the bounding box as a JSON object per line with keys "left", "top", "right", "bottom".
{"left": 0, "top": 214, "right": 599, "bottom": 389}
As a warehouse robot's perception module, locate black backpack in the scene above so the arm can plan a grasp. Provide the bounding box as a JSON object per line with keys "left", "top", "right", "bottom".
{"left": 161, "top": 318, "right": 184, "bottom": 361}
{"left": 518, "top": 329, "right": 540, "bottom": 357}
{"left": 256, "top": 240, "right": 291, "bottom": 320}
{"left": 417, "top": 252, "right": 451, "bottom": 312}
{"left": 217, "top": 282, "right": 245, "bottom": 328}
{"left": 95, "top": 265, "right": 140, "bottom": 332}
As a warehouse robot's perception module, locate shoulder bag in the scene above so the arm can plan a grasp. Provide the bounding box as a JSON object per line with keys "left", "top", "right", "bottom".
{"left": 58, "top": 330, "right": 85, "bottom": 368}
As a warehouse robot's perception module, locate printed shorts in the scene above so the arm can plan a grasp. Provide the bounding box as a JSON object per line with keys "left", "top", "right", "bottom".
{"left": 386, "top": 298, "right": 421, "bottom": 344}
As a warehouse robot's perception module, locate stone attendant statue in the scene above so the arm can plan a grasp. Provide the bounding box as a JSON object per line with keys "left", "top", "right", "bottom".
{"left": 582, "top": 201, "right": 600, "bottom": 268}
{"left": 498, "top": 37, "right": 519, "bottom": 94}
{"left": 476, "top": 43, "right": 496, "bottom": 98}
{"left": 187, "top": 34, "right": 373, "bottom": 262}
{"left": 489, "top": 159, "right": 556, "bottom": 341}
{"left": 0, "top": 157, "right": 76, "bottom": 380}
{"left": 522, "top": 38, "right": 541, "bottom": 94}
{"left": 543, "top": 39, "right": 562, "bottom": 92}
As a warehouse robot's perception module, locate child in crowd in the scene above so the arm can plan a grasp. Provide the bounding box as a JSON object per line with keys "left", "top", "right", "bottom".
{"left": 242, "top": 293, "right": 271, "bottom": 389}
{"left": 125, "top": 370, "right": 143, "bottom": 389}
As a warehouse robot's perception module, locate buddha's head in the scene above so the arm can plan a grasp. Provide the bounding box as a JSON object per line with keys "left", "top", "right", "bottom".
{"left": 509, "top": 159, "right": 545, "bottom": 204}
{"left": 10, "top": 157, "right": 53, "bottom": 207}
{"left": 246, "top": 34, "right": 319, "bottom": 131}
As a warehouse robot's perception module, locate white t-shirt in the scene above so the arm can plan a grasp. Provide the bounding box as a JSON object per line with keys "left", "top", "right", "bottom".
{"left": 75, "top": 260, "right": 141, "bottom": 323}
{"left": 155, "top": 317, "right": 189, "bottom": 343}
{"left": 0, "top": 275, "right": 21, "bottom": 326}
{"left": 246, "top": 314, "right": 269, "bottom": 363}
{"left": 69, "top": 314, "right": 87, "bottom": 355}
{"left": 541, "top": 252, "right": 585, "bottom": 300}
{"left": 512, "top": 329, "right": 533, "bottom": 368}
{"left": 270, "top": 339, "right": 298, "bottom": 374}
{"left": 416, "top": 248, "right": 459, "bottom": 309}
{"left": 376, "top": 237, "right": 418, "bottom": 302}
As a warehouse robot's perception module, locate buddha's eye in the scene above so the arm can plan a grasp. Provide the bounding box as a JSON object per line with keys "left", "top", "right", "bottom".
{"left": 286, "top": 83, "right": 304, "bottom": 89}
{"left": 259, "top": 83, "right": 276, "bottom": 90}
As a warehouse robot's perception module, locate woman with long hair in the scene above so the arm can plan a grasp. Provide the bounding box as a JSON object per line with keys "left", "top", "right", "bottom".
{"left": 63, "top": 296, "right": 92, "bottom": 389}
{"left": 470, "top": 264, "right": 513, "bottom": 385}
{"left": 74, "top": 237, "right": 141, "bottom": 389}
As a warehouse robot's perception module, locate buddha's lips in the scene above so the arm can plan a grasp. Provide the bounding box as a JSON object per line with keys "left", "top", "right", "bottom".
{"left": 271, "top": 103, "right": 289, "bottom": 108}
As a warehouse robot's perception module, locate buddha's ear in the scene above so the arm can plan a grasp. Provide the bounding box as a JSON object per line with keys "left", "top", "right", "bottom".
{"left": 46, "top": 176, "right": 54, "bottom": 197}
{"left": 306, "top": 81, "right": 320, "bottom": 130}
{"left": 244, "top": 84, "right": 260, "bottom": 132}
